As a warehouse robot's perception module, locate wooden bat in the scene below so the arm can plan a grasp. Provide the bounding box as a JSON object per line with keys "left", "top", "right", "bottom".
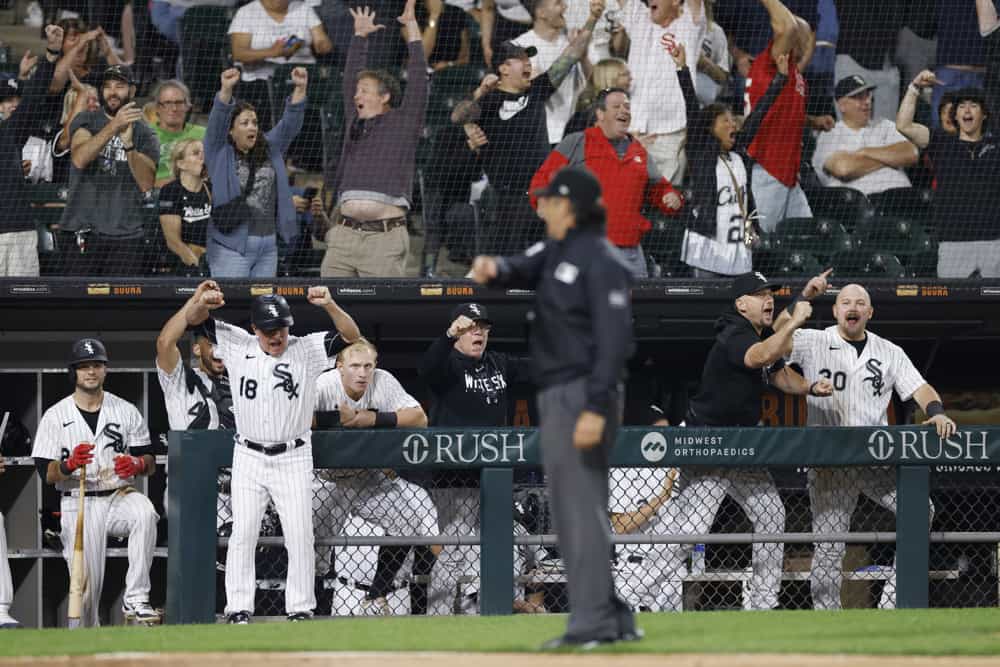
{"left": 67, "top": 464, "right": 86, "bottom": 629}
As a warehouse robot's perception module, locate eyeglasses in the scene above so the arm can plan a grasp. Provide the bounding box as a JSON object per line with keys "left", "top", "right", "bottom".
{"left": 158, "top": 100, "right": 188, "bottom": 108}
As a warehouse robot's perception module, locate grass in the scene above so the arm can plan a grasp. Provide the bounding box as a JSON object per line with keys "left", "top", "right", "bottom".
{"left": 4, "top": 609, "right": 1000, "bottom": 657}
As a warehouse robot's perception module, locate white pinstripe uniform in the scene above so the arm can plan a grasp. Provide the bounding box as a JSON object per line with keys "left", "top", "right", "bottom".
{"left": 608, "top": 467, "right": 679, "bottom": 612}
{"left": 788, "top": 326, "right": 934, "bottom": 610}
{"left": 156, "top": 358, "right": 231, "bottom": 521}
{"left": 206, "top": 318, "right": 345, "bottom": 617}
{"left": 312, "top": 368, "right": 438, "bottom": 578}
{"left": 0, "top": 506, "right": 13, "bottom": 624}
{"left": 31, "top": 393, "right": 157, "bottom": 627}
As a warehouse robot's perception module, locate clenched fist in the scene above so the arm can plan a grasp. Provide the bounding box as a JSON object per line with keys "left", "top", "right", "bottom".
{"left": 65, "top": 443, "right": 95, "bottom": 472}
{"left": 114, "top": 455, "right": 147, "bottom": 479}
{"left": 307, "top": 285, "right": 334, "bottom": 306}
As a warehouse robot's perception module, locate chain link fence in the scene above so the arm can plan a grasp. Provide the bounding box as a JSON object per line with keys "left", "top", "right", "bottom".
{"left": 211, "top": 464, "right": 1000, "bottom": 617}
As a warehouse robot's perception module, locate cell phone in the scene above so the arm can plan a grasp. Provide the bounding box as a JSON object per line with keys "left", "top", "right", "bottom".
{"left": 285, "top": 35, "right": 304, "bottom": 50}
{"left": 303, "top": 187, "right": 319, "bottom": 201}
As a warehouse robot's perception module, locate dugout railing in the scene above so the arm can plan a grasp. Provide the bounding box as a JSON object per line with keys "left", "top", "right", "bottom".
{"left": 166, "top": 426, "right": 1000, "bottom": 624}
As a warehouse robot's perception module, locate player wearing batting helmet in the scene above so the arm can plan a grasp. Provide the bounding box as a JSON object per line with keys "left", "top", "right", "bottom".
{"left": 31, "top": 338, "right": 160, "bottom": 627}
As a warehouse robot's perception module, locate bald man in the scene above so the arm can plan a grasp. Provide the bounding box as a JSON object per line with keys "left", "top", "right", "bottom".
{"left": 778, "top": 283, "right": 956, "bottom": 609}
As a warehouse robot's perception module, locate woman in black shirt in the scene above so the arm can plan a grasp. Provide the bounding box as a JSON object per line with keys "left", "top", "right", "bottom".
{"left": 158, "top": 138, "right": 212, "bottom": 275}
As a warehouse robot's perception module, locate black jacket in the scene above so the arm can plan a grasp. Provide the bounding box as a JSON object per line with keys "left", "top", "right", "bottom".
{"left": 677, "top": 66, "right": 785, "bottom": 239}
{"left": 686, "top": 311, "right": 785, "bottom": 427}
{"left": 419, "top": 333, "right": 531, "bottom": 427}
{"left": 1, "top": 60, "right": 62, "bottom": 234}
{"left": 493, "top": 228, "right": 634, "bottom": 415}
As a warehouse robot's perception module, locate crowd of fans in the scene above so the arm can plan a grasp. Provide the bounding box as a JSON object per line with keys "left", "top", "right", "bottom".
{"left": 0, "top": 0, "right": 999, "bottom": 279}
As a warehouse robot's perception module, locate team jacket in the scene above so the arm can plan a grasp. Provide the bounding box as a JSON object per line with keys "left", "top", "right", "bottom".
{"left": 493, "top": 228, "right": 634, "bottom": 415}
{"left": 529, "top": 126, "right": 682, "bottom": 248}
{"left": 677, "top": 66, "right": 785, "bottom": 240}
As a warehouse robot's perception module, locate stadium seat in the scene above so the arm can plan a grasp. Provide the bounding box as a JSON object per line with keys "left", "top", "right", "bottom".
{"left": 752, "top": 249, "right": 823, "bottom": 277}
{"left": 271, "top": 64, "right": 342, "bottom": 172}
{"left": 806, "top": 186, "right": 874, "bottom": 232}
{"left": 867, "top": 186, "right": 933, "bottom": 225}
{"left": 771, "top": 217, "right": 853, "bottom": 262}
{"left": 643, "top": 217, "right": 688, "bottom": 277}
{"left": 180, "top": 6, "right": 234, "bottom": 112}
{"left": 426, "top": 64, "right": 485, "bottom": 130}
{"left": 853, "top": 216, "right": 936, "bottom": 277}
{"left": 830, "top": 250, "right": 906, "bottom": 277}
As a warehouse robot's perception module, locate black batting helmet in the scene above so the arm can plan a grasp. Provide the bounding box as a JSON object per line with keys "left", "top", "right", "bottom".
{"left": 68, "top": 338, "right": 108, "bottom": 382}
{"left": 251, "top": 294, "right": 294, "bottom": 330}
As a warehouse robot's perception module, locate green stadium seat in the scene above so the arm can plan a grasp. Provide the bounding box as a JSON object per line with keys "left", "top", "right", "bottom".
{"left": 772, "top": 217, "right": 853, "bottom": 262}
{"left": 853, "top": 216, "right": 936, "bottom": 277}
{"left": 806, "top": 186, "right": 874, "bottom": 232}
{"left": 867, "top": 187, "right": 933, "bottom": 225}
{"left": 752, "top": 249, "right": 823, "bottom": 277}
{"left": 831, "top": 250, "right": 906, "bottom": 277}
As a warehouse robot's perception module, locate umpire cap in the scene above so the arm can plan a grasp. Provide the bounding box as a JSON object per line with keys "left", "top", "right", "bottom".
{"left": 251, "top": 294, "right": 294, "bottom": 330}
{"left": 69, "top": 338, "right": 109, "bottom": 367}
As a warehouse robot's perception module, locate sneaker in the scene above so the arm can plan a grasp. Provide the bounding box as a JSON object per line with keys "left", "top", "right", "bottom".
{"left": 0, "top": 608, "right": 20, "bottom": 629}
{"left": 620, "top": 627, "right": 645, "bottom": 642}
{"left": 227, "top": 610, "right": 251, "bottom": 625}
{"left": 287, "top": 612, "right": 312, "bottom": 622}
{"left": 540, "top": 635, "right": 617, "bottom": 651}
{"left": 122, "top": 601, "right": 161, "bottom": 624}
{"left": 359, "top": 596, "right": 390, "bottom": 616}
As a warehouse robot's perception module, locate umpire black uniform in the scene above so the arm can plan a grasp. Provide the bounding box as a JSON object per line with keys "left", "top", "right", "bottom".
{"left": 473, "top": 166, "right": 637, "bottom": 647}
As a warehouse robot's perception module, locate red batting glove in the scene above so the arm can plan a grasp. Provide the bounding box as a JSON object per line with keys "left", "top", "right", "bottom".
{"left": 65, "top": 443, "right": 95, "bottom": 472}
{"left": 114, "top": 455, "right": 146, "bottom": 479}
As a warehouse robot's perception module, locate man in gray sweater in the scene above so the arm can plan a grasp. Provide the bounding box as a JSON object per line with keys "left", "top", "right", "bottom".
{"left": 323, "top": 0, "right": 426, "bottom": 278}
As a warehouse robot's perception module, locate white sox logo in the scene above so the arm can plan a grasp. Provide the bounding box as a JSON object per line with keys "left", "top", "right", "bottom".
{"left": 266, "top": 304, "right": 280, "bottom": 318}
{"left": 862, "top": 358, "right": 885, "bottom": 397}
{"left": 101, "top": 423, "right": 126, "bottom": 454}
{"left": 468, "top": 304, "right": 482, "bottom": 317}
{"left": 272, "top": 363, "right": 300, "bottom": 399}
{"left": 83, "top": 341, "right": 96, "bottom": 355}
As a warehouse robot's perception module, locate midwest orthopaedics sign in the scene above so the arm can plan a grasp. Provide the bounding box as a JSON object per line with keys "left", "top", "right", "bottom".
{"left": 402, "top": 432, "right": 529, "bottom": 465}
{"left": 866, "top": 429, "right": 990, "bottom": 462}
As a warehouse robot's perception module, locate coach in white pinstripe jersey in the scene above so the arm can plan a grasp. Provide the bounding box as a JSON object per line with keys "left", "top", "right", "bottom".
{"left": 312, "top": 339, "right": 438, "bottom": 615}
{"left": 31, "top": 339, "right": 160, "bottom": 626}
{"left": 782, "top": 283, "right": 957, "bottom": 610}
{"left": 181, "top": 285, "right": 360, "bottom": 624}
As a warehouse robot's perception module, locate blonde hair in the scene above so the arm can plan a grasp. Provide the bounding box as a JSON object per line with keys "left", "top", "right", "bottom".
{"left": 60, "top": 83, "right": 98, "bottom": 124}
{"left": 336, "top": 338, "right": 379, "bottom": 365}
{"left": 169, "top": 138, "right": 206, "bottom": 180}
{"left": 578, "top": 58, "right": 630, "bottom": 110}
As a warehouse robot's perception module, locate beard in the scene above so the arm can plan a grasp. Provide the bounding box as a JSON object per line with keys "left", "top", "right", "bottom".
{"left": 101, "top": 90, "right": 132, "bottom": 117}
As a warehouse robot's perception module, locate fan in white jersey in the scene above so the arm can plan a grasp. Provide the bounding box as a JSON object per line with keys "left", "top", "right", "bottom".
{"left": 182, "top": 284, "right": 361, "bottom": 624}
{"left": 312, "top": 339, "right": 439, "bottom": 616}
{"left": 781, "top": 283, "right": 956, "bottom": 610}
{"left": 609, "top": 466, "right": 678, "bottom": 612}
{"left": 30, "top": 338, "right": 160, "bottom": 627}
{"left": 0, "top": 454, "right": 19, "bottom": 629}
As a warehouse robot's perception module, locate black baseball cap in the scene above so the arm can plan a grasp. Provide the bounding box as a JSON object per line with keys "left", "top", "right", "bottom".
{"left": 731, "top": 271, "right": 782, "bottom": 298}
{"left": 0, "top": 78, "right": 20, "bottom": 102}
{"left": 102, "top": 64, "right": 136, "bottom": 86}
{"left": 450, "top": 302, "right": 493, "bottom": 326}
{"left": 533, "top": 166, "right": 603, "bottom": 212}
{"left": 834, "top": 74, "right": 876, "bottom": 100}
{"left": 494, "top": 41, "right": 537, "bottom": 71}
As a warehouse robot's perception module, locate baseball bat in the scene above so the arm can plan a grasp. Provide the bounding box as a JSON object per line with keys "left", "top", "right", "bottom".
{"left": 67, "top": 464, "right": 86, "bottom": 629}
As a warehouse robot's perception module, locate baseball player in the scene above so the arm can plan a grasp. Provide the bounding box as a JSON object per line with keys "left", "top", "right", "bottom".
{"left": 31, "top": 339, "right": 160, "bottom": 627}
{"left": 417, "top": 302, "right": 533, "bottom": 615}
{"left": 311, "top": 338, "right": 439, "bottom": 616}
{"left": 781, "top": 283, "right": 955, "bottom": 609}
{"left": 655, "top": 271, "right": 833, "bottom": 612}
{"left": 0, "top": 454, "right": 20, "bottom": 629}
{"left": 182, "top": 286, "right": 360, "bottom": 624}
{"left": 609, "top": 466, "right": 679, "bottom": 612}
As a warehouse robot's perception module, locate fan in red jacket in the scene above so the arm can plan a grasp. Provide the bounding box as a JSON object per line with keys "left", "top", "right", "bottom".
{"left": 529, "top": 87, "right": 683, "bottom": 278}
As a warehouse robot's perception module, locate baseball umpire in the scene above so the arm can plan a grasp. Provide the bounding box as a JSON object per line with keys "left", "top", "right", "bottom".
{"left": 655, "top": 271, "right": 834, "bottom": 612}
{"left": 471, "top": 166, "right": 637, "bottom": 648}
{"left": 182, "top": 286, "right": 361, "bottom": 624}
{"left": 31, "top": 339, "right": 160, "bottom": 627}
{"left": 780, "top": 282, "right": 954, "bottom": 609}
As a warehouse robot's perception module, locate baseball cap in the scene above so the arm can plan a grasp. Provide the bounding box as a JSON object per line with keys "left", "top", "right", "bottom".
{"left": 494, "top": 41, "right": 538, "bottom": 71}
{"left": 731, "top": 271, "right": 782, "bottom": 298}
{"left": 0, "top": 78, "right": 20, "bottom": 102}
{"left": 834, "top": 74, "right": 876, "bottom": 100}
{"left": 533, "top": 166, "right": 603, "bottom": 212}
{"left": 102, "top": 64, "right": 136, "bottom": 86}
{"left": 450, "top": 302, "right": 493, "bottom": 326}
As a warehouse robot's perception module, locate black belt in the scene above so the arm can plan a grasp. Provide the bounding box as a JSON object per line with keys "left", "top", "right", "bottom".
{"left": 240, "top": 437, "right": 306, "bottom": 456}
{"left": 63, "top": 488, "right": 117, "bottom": 498}
{"left": 339, "top": 216, "right": 407, "bottom": 232}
